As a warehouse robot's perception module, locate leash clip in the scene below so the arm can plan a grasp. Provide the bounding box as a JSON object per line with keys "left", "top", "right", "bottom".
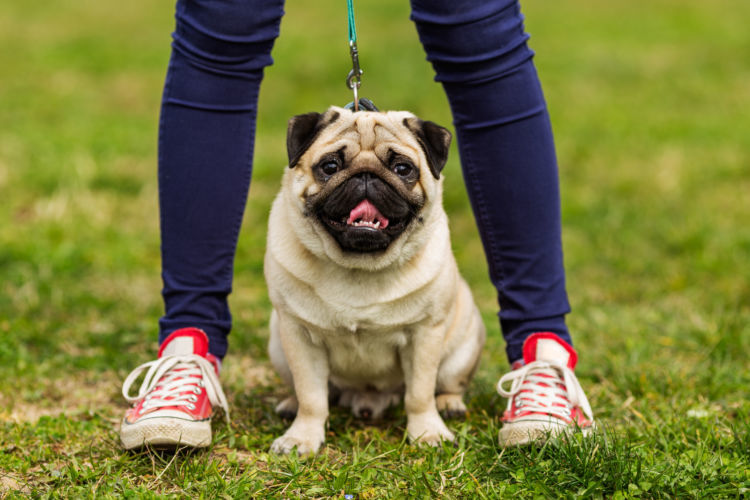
{"left": 346, "top": 40, "right": 363, "bottom": 111}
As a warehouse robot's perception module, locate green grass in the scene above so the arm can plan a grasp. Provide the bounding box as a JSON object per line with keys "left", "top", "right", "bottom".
{"left": 1, "top": 0, "right": 749, "bottom": 497}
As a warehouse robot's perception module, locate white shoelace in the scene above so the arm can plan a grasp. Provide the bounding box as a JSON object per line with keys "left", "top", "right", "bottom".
{"left": 122, "top": 355, "right": 230, "bottom": 422}
{"left": 496, "top": 360, "right": 593, "bottom": 422}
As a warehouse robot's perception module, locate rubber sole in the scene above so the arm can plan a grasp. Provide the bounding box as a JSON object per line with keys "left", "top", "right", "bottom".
{"left": 120, "top": 416, "right": 212, "bottom": 450}
{"left": 498, "top": 419, "right": 594, "bottom": 447}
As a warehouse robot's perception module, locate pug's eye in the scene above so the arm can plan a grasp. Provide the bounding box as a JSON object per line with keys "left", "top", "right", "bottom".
{"left": 393, "top": 163, "right": 414, "bottom": 178}
{"left": 319, "top": 161, "right": 340, "bottom": 177}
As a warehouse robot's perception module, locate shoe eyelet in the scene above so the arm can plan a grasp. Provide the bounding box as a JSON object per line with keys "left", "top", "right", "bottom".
{"left": 187, "top": 403, "right": 196, "bottom": 410}
{"left": 193, "top": 387, "right": 202, "bottom": 395}
{"left": 188, "top": 395, "right": 198, "bottom": 403}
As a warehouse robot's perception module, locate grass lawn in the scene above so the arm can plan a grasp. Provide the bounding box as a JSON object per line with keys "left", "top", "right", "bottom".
{"left": 1, "top": 0, "right": 749, "bottom": 497}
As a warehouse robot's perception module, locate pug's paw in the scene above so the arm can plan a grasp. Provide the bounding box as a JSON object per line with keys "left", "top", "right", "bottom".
{"left": 270, "top": 422, "right": 325, "bottom": 455}
{"left": 275, "top": 396, "right": 298, "bottom": 420}
{"left": 407, "top": 412, "right": 455, "bottom": 446}
{"left": 350, "top": 391, "right": 400, "bottom": 420}
{"left": 436, "top": 394, "right": 467, "bottom": 420}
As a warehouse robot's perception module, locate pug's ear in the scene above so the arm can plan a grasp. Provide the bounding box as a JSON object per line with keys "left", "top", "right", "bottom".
{"left": 403, "top": 118, "right": 452, "bottom": 179}
{"left": 287, "top": 111, "right": 340, "bottom": 168}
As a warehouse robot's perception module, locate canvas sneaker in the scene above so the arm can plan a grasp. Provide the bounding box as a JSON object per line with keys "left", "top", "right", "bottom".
{"left": 497, "top": 332, "right": 594, "bottom": 446}
{"left": 120, "top": 327, "right": 229, "bottom": 450}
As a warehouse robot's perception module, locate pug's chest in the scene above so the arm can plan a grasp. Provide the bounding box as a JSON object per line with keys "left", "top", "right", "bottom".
{"left": 309, "top": 325, "right": 411, "bottom": 388}
{"left": 310, "top": 286, "right": 433, "bottom": 333}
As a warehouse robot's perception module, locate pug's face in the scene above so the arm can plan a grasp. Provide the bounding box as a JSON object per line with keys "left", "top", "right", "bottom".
{"left": 283, "top": 107, "right": 451, "bottom": 262}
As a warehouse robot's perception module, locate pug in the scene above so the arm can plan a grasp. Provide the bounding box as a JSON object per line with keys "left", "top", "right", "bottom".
{"left": 265, "top": 106, "right": 486, "bottom": 455}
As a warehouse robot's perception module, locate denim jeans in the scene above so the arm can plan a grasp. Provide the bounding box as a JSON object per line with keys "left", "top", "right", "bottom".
{"left": 157, "top": 0, "right": 571, "bottom": 362}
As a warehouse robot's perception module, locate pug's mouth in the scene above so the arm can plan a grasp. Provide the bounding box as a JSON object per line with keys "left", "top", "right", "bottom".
{"left": 315, "top": 175, "right": 417, "bottom": 253}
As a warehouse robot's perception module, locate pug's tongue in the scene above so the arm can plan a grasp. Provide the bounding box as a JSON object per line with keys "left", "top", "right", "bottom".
{"left": 346, "top": 199, "right": 389, "bottom": 229}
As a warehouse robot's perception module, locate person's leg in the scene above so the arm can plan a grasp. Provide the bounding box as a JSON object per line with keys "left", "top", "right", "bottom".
{"left": 120, "top": 0, "right": 285, "bottom": 450}
{"left": 158, "top": 0, "right": 285, "bottom": 359}
{"left": 410, "top": 0, "right": 571, "bottom": 363}
{"left": 411, "top": 0, "right": 595, "bottom": 447}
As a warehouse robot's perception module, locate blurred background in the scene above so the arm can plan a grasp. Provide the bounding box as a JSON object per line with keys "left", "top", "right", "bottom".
{"left": 0, "top": 0, "right": 748, "bottom": 492}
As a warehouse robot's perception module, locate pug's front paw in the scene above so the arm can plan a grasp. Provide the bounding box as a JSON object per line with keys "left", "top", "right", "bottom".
{"left": 407, "top": 412, "right": 455, "bottom": 446}
{"left": 270, "top": 422, "right": 325, "bottom": 455}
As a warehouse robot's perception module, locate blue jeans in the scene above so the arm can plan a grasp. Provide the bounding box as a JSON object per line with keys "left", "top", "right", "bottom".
{"left": 157, "top": 0, "right": 571, "bottom": 362}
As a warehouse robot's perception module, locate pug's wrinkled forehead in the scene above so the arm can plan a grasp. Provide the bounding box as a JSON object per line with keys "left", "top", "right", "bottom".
{"left": 287, "top": 107, "right": 451, "bottom": 180}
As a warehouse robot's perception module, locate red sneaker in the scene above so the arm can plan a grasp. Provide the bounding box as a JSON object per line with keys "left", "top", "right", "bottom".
{"left": 497, "top": 332, "right": 595, "bottom": 446}
{"left": 120, "top": 328, "right": 229, "bottom": 449}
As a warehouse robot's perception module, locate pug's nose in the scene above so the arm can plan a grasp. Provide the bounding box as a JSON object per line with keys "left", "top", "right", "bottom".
{"left": 356, "top": 172, "right": 374, "bottom": 184}
{"left": 355, "top": 172, "right": 381, "bottom": 194}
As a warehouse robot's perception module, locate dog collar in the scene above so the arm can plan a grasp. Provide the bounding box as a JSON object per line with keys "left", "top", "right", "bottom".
{"left": 344, "top": 97, "right": 379, "bottom": 112}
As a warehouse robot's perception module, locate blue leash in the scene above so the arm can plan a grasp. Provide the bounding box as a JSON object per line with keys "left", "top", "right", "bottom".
{"left": 345, "top": 0, "right": 364, "bottom": 111}
{"left": 347, "top": 0, "right": 357, "bottom": 45}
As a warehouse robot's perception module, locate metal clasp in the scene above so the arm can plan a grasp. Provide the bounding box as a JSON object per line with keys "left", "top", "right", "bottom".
{"left": 346, "top": 41, "right": 363, "bottom": 111}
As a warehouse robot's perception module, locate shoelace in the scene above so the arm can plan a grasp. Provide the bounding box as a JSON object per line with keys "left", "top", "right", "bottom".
{"left": 122, "top": 355, "right": 230, "bottom": 422}
{"left": 496, "top": 360, "right": 593, "bottom": 422}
